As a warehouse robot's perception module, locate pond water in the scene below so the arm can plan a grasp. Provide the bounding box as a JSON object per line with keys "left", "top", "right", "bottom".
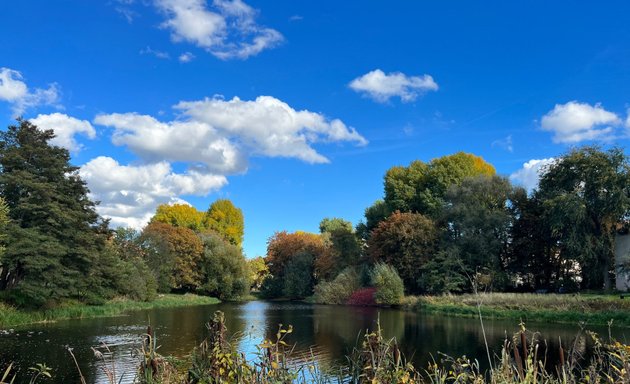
{"left": 0, "top": 301, "right": 627, "bottom": 383}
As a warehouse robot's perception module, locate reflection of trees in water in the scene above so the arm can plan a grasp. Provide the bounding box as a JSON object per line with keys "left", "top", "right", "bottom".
{"left": 1, "top": 303, "right": 625, "bottom": 383}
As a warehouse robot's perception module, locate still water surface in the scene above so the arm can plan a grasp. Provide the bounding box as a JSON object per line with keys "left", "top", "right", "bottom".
{"left": 0, "top": 301, "right": 627, "bottom": 383}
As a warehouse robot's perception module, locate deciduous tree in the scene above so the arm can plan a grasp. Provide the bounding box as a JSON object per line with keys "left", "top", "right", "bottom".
{"left": 206, "top": 199, "right": 244, "bottom": 247}
{"left": 367, "top": 211, "right": 438, "bottom": 293}
{"left": 537, "top": 146, "right": 630, "bottom": 290}
{"left": 152, "top": 203, "right": 206, "bottom": 231}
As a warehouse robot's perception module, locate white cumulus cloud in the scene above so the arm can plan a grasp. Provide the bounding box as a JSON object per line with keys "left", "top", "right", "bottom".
{"left": 89, "top": 95, "right": 365, "bottom": 229}
{"left": 175, "top": 95, "right": 368, "bottom": 163}
{"left": 80, "top": 156, "right": 227, "bottom": 229}
{"left": 349, "top": 69, "right": 438, "bottom": 103}
{"left": 0, "top": 68, "right": 61, "bottom": 115}
{"left": 155, "top": 0, "right": 283, "bottom": 60}
{"left": 509, "top": 158, "right": 556, "bottom": 191}
{"left": 94, "top": 112, "right": 246, "bottom": 174}
{"left": 541, "top": 101, "right": 621, "bottom": 143}
{"left": 30, "top": 113, "right": 96, "bottom": 152}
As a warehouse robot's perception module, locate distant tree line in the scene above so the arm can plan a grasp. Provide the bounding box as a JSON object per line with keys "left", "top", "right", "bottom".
{"left": 261, "top": 149, "right": 630, "bottom": 304}
{"left": 0, "top": 120, "right": 251, "bottom": 308}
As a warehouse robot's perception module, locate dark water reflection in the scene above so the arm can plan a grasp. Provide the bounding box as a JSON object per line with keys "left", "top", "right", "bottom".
{"left": 0, "top": 301, "right": 627, "bottom": 383}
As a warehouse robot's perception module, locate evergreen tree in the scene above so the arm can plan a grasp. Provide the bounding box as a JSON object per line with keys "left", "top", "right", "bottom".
{"left": 0, "top": 119, "right": 106, "bottom": 306}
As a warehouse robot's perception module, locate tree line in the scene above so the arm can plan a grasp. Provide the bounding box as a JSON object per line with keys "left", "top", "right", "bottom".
{"left": 1, "top": 119, "right": 628, "bottom": 309}
{"left": 260, "top": 149, "right": 630, "bottom": 303}
{"left": 0, "top": 120, "right": 251, "bottom": 308}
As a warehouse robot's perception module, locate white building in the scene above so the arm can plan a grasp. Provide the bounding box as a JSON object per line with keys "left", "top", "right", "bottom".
{"left": 616, "top": 232, "right": 630, "bottom": 292}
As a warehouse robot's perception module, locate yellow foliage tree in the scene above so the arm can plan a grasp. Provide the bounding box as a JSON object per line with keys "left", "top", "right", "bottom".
{"left": 151, "top": 203, "right": 206, "bottom": 231}
{"left": 205, "top": 199, "right": 244, "bottom": 247}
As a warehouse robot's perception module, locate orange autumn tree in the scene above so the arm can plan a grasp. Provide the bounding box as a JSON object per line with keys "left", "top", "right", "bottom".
{"left": 142, "top": 221, "right": 204, "bottom": 291}
{"left": 262, "top": 231, "right": 331, "bottom": 298}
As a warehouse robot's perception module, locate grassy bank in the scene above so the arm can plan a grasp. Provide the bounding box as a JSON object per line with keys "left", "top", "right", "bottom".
{"left": 403, "top": 292, "right": 630, "bottom": 326}
{"left": 0, "top": 293, "right": 220, "bottom": 328}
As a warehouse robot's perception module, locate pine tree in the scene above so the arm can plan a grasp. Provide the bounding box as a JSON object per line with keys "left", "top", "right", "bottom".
{"left": 0, "top": 119, "right": 107, "bottom": 307}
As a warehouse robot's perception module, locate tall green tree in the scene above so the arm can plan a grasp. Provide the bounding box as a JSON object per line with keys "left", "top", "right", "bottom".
{"left": 441, "top": 175, "right": 514, "bottom": 291}
{"left": 319, "top": 217, "right": 353, "bottom": 234}
{"left": 206, "top": 199, "right": 244, "bottom": 247}
{"left": 508, "top": 189, "right": 559, "bottom": 290}
{"left": 198, "top": 231, "right": 250, "bottom": 300}
{"left": 356, "top": 200, "right": 391, "bottom": 240}
{"left": 537, "top": 146, "right": 630, "bottom": 290}
{"left": 0, "top": 120, "right": 107, "bottom": 306}
{"left": 384, "top": 152, "right": 496, "bottom": 217}
{"left": 0, "top": 197, "right": 8, "bottom": 259}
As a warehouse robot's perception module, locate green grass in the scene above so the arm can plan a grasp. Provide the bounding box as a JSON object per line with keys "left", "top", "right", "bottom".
{"left": 0, "top": 293, "right": 220, "bottom": 328}
{"left": 403, "top": 292, "right": 630, "bottom": 326}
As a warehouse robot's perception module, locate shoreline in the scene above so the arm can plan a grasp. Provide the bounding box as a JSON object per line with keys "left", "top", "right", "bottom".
{"left": 402, "top": 293, "right": 630, "bottom": 327}
{"left": 0, "top": 293, "right": 220, "bottom": 329}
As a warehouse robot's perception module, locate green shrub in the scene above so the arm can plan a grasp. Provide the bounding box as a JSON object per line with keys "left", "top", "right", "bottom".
{"left": 118, "top": 258, "right": 158, "bottom": 302}
{"left": 313, "top": 267, "right": 361, "bottom": 304}
{"left": 371, "top": 263, "right": 404, "bottom": 305}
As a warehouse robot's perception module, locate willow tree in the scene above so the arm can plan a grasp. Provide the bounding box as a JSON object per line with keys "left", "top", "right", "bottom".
{"left": 537, "top": 146, "right": 630, "bottom": 290}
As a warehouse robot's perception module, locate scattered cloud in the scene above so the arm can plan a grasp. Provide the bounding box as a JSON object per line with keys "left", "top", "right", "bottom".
{"left": 541, "top": 101, "right": 621, "bottom": 143}
{"left": 140, "top": 46, "right": 171, "bottom": 59}
{"left": 0, "top": 67, "right": 61, "bottom": 116}
{"left": 626, "top": 108, "right": 630, "bottom": 129}
{"left": 178, "top": 51, "right": 195, "bottom": 62}
{"left": 154, "top": 0, "right": 283, "bottom": 60}
{"left": 349, "top": 69, "right": 438, "bottom": 103}
{"left": 30, "top": 113, "right": 96, "bottom": 152}
{"left": 289, "top": 15, "right": 303, "bottom": 21}
{"left": 509, "top": 158, "right": 556, "bottom": 191}
{"left": 492, "top": 135, "right": 513, "bottom": 152}
{"left": 79, "top": 156, "right": 226, "bottom": 229}
{"left": 116, "top": 7, "right": 138, "bottom": 23}
{"left": 89, "top": 95, "right": 366, "bottom": 228}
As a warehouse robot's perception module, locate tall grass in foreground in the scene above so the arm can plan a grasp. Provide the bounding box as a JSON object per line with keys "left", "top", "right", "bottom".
{"left": 3, "top": 311, "right": 630, "bottom": 383}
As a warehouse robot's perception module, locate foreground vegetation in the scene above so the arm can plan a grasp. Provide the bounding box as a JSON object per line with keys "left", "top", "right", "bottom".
{"left": 403, "top": 292, "right": 630, "bottom": 327}
{"left": 0, "top": 294, "right": 219, "bottom": 328}
{"left": 3, "top": 311, "right": 630, "bottom": 383}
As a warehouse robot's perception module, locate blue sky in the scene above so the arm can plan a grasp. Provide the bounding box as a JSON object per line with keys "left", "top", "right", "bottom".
{"left": 1, "top": 1, "right": 630, "bottom": 257}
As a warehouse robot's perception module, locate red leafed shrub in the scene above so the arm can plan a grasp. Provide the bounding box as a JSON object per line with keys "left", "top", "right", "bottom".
{"left": 346, "top": 287, "right": 377, "bottom": 306}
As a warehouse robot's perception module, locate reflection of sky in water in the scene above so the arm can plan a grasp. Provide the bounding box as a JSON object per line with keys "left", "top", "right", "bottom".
{"left": 1, "top": 301, "right": 628, "bottom": 383}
